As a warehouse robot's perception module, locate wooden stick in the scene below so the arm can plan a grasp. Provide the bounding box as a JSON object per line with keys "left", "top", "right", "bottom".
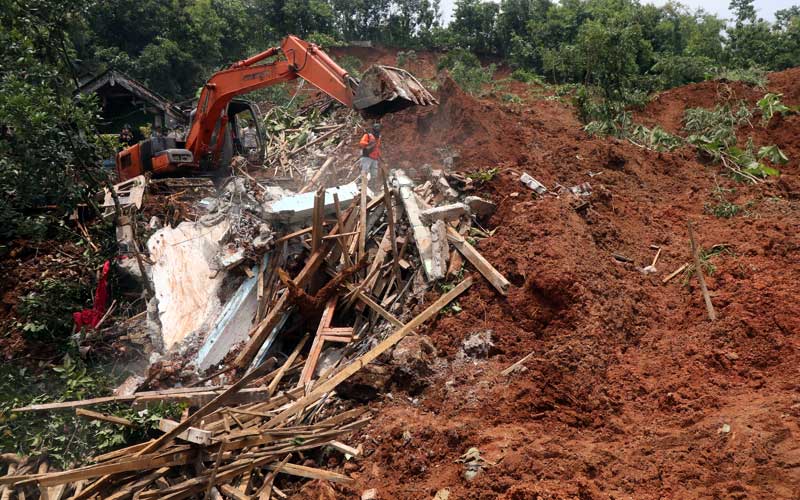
{"left": 688, "top": 222, "right": 717, "bottom": 321}
{"left": 359, "top": 173, "right": 368, "bottom": 262}
{"left": 344, "top": 283, "right": 403, "bottom": 327}
{"left": 75, "top": 408, "right": 134, "bottom": 428}
{"left": 382, "top": 173, "right": 401, "bottom": 289}
{"left": 265, "top": 277, "right": 473, "bottom": 428}
{"left": 662, "top": 262, "right": 688, "bottom": 284}
{"left": 501, "top": 350, "right": 536, "bottom": 376}
{"left": 256, "top": 453, "right": 291, "bottom": 500}
{"left": 267, "top": 334, "right": 309, "bottom": 397}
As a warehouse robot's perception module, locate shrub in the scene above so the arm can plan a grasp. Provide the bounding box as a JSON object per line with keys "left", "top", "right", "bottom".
{"left": 511, "top": 68, "right": 544, "bottom": 85}
{"left": 396, "top": 50, "right": 418, "bottom": 67}
{"left": 712, "top": 67, "right": 767, "bottom": 87}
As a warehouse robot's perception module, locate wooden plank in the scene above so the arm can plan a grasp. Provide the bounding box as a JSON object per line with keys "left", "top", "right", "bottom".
{"left": 688, "top": 222, "right": 717, "bottom": 321}
{"left": 311, "top": 187, "right": 324, "bottom": 253}
{"left": 382, "top": 175, "right": 401, "bottom": 289}
{"left": 267, "top": 334, "right": 308, "bottom": 397}
{"left": 359, "top": 173, "right": 368, "bottom": 261}
{"left": 13, "top": 385, "right": 246, "bottom": 413}
{"left": 256, "top": 454, "right": 291, "bottom": 500}
{"left": 344, "top": 283, "right": 403, "bottom": 327}
{"left": 298, "top": 297, "right": 338, "bottom": 387}
{"left": 446, "top": 227, "right": 510, "bottom": 295}
{"left": 299, "top": 156, "right": 334, "bottom": 194}
{"left": 157, "top": 419, "right": 212, "bottom": 446}
{"left": 265, "top": 462, "right": 353, "bottom": 485}
{"left": 328, "top": 440, "right": 360, "bottom": 457}
{"left": 265, "top": 277, "right": 473, "bottom": 428}
{"left": 235, "top": 208, "right": 352, "bottom": 370}
{"left": 220, "top": 484, "right": 251, "bottom": 500}
{"left": 12, "top": 450, "right": 197, "bottom": 487}
{"left": 75, "top": 408, "right": 134, "bottom": 428}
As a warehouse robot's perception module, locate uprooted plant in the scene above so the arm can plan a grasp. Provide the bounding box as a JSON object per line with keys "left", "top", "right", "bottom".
{"left": 683, "top": 104, "right": 785, "bottom": 182}
{"left": 757, "top": 93, "right": 800, "bottom": 124}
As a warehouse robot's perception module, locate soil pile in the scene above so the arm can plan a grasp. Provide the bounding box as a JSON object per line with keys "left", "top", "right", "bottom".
{"left": 342, "top": 69, "right": 800, "bottom": 499}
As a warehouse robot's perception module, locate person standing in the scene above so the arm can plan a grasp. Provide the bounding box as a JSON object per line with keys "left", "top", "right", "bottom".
{"left": 119, "top": 124, "right": 135, "bottom": 149}
{"left": 358, "top": 122, "right": 382, "bottom": 188}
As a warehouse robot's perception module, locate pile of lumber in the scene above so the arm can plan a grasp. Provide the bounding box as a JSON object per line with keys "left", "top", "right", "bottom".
{"left": 5, "top": 166, "right": 508, "bottom": 498}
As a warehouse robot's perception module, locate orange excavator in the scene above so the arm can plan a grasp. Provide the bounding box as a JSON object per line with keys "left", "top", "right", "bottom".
{"left": 116, "top": 35, "right": 436, "bottom": 182}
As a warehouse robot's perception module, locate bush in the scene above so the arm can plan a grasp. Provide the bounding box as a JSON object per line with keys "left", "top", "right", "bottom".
{"left": 337, "top": 55, "right": 363, "bottom": 78}
{"left": 396, "top": 50, "right": 418, "bottom": 67}
{"left": 712, "top": 67, "right": 767, "bottom": 87}
{"left": 511, "top": 68, "right": 544, "bottom": 85}
{"left": 652, "top": 54, "right": 715, "bottom": 88}
{"left": 437, "top": 48, "right": 482, "bottom": 72}
{"left": 17, "top": 278, "right": 92, "bottom": 341}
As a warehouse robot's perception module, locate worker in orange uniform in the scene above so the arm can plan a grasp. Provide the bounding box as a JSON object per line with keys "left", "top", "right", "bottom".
{"left": 359, "top": 122, "right": 382, "bottom": 188}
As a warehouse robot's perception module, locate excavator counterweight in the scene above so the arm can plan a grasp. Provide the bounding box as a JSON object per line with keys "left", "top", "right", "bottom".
{"left": 116, "top": 35, "right": 436, "bottom": 182}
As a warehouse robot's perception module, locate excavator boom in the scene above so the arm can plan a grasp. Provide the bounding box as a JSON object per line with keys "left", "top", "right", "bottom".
{"left": 116, "top": 35, "right": 436, "bottom": 182}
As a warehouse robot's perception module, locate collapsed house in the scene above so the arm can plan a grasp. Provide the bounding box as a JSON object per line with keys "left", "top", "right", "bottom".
{"left": 1, "top": 95, "right": 520, "bottom": 498}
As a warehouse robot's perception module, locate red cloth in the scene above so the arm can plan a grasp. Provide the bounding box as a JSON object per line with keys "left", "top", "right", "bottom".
{"left": 73, "top": 260, "right": 111, "bottom": 331}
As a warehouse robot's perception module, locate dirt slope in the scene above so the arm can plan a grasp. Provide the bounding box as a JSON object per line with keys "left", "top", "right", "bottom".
{"left": 326, "top": 69, "right": 800, "bottom": 499}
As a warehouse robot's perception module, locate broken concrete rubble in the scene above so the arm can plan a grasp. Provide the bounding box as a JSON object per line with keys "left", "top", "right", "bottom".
{"left": 520, "top": 172, "right": 547, "bottom": 194}
{"left": 263, "top": 181, "right": 361, "bottom": 224}
{"left": 420, "top": 202, "right": 468, "bottom": 224}
{"left": 464, "top": 195, "right": 496, "bottom": 218}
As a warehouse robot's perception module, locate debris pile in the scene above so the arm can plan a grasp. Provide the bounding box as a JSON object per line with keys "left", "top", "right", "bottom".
{"left": 3, "top": 99, "right": 512, "bottom": 496}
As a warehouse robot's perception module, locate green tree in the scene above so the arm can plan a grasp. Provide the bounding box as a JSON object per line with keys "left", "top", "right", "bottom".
{"left": 450, "top": 0, "right": 501, "bottom": 54}
{"left": 0, "top": 0, "right": 109, "bottom": 240}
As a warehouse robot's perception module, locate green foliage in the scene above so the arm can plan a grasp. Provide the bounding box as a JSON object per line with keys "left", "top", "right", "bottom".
{"left": 17, "top": 279, "right": 91, "bottom": 342}
{"left": 705, "top": 186, "right": 748, "bottom": 218}
{"left": 683, "top": 105, "right": 783, "bottom": 181}
{"left": 0, "top": 358, "right": 181, "bottom": 468}
{"left": 396, "top": 50, "right": 418, "bottom": 67}
{"left": 756, "top": 93, "right": 799, "bottom": 123}
{"left": 511, "top": 68, "right": 544, "bottom": 85}
{"left": 336, "top": 55, "right": 364, "bottom": 78}
{"left": 466, "top": 167, "right": 499, "bottom": 182}
{"left": 713, "top": 67, "right": 767, "bottom": 87}
{"left": 0, "top": 1, "right": 110, "bottom": 241}
{"left": 438, "top": 48, "right": 495, "bottom": 96}
{"left": 652, "top": 54, "right": 715, "bottom": 88}
{"left": 502, "top": 93, "right": 524, "bottom": 104}
{"left": 684, "top": 104, "right": 753, "bottom": 149}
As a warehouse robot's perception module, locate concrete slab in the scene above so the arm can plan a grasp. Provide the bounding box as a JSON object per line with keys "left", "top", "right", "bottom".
{"left": 263, "top": 182, "right": 361, "bottom": 224}
{"left": 147, "top": 220, "right": 229, "bottom": 350}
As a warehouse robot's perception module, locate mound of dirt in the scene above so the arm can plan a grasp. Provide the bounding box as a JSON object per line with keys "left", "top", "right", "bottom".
{"left": 344, "top": 70, "right": 800, "bottom": 499}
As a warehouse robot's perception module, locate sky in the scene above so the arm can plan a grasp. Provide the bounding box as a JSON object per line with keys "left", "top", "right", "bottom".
{"left": 438, "top": 0, "right": 798, "bottom": 23}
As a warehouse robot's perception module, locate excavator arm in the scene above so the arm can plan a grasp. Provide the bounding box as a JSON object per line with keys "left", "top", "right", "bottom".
{"left": 116, "top": 35, "right": 436, "bottom": 181}
{"left": 185, "top": 35, "right": 358, "bottom": 168}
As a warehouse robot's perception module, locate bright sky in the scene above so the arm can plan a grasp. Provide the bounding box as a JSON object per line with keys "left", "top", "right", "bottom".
{"left": 438, "top": 0, "right": 798, "bottom": 23}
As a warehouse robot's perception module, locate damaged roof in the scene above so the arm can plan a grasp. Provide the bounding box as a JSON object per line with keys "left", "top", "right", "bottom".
{"left": 77, "top": 69, "right": 186, "bottom": 122}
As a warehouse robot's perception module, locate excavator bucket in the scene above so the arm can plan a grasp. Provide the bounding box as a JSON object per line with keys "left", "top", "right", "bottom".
{"left": 353, "top": 65, "right": 438, "bottom": 117}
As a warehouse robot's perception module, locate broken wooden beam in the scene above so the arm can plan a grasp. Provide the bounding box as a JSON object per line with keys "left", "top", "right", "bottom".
{"left": 688, "top": 222, "right": 717, "bottom": 321}
{"left": 265, "top": 277, "right": 473, "bottom": 428}
{"left": 157, "top": 419, "right": 212, "bottom": 446}
{"left": 75, "top": 408, "right": 134, "bottom": 428}
{"left": 396, "top": 170, "right": 435, "bottom": 280}
{"left": 446, "top": 227, "right": 509, "bottom": 295}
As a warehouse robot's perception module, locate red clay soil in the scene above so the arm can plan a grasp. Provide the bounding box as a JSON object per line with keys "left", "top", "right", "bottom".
{"left": 313, "top": 70, "right": 800, "bottom": 499}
